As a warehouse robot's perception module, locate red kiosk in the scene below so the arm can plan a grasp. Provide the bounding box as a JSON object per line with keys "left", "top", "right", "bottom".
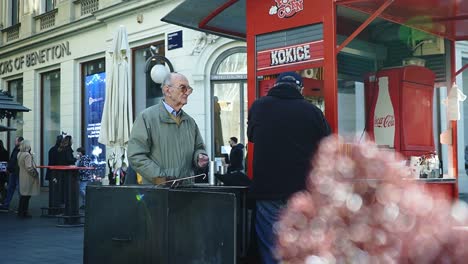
{"left": 162, "top": 0, "right": 468, "bottom": 200}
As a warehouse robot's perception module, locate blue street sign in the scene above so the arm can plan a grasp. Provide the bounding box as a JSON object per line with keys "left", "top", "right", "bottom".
{"left": 167, "top": 30, "right": 183, "bottom": 50}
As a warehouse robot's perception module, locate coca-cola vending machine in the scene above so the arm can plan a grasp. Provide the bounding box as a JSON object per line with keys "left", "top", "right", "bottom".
{"left": 365, "top": 65, "right": 436, "bottom": 157}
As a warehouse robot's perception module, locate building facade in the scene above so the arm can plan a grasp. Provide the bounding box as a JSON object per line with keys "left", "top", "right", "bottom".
{"left": 0, "top": 0, "right": 246, "bottom": 184}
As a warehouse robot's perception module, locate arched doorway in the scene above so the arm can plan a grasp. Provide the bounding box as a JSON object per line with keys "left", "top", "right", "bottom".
{"left": 211, "top": 48, "right": 247, "bottom": 161}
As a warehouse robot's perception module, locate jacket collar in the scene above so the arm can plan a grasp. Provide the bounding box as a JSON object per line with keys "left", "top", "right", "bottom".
{"left": 159, "top": 102, "right": 189, "bottom": 124}
{"left": 267, "top": 83, "right": 303, "bottom": 99}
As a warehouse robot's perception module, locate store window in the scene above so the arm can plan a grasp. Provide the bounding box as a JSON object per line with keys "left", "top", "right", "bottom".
{"left": 7, "top": 78, "right": 23, "bottom": 150}
{"left": 10, "top": 0, "right": 20, "bottom": 25}
{"left": 41, "top": 70, "right": 60, "bottom": 185}
{"left": 45, "top": 0, "right": 56, "bottom": 12}
{"left": 336, "top": 6, "right": 446, "bottom": 176}
{"left": 132, "top": 42, "right": 165, "bottom": 115}
{"left": 211, "top": 48, "right": 247, "bottom": 159}
{"left": 463, "top": 58, "right": 468, "bottom": 173}
{"left": 82, "top": 59, "right": 106, "bottom": 178}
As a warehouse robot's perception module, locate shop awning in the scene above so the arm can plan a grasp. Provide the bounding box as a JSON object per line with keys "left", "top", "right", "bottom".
{"left": 161, "top": 0, "right": 246, "bottom": 40}
{"left": 162, "top": 0, "right": 468, "bottom": 41}
{"left": 0, "top": 125, "right": 16, "bottom": 132}
{"left": 0, "top": 91, "right": 30, "bottom": 120}
{"left": 336, "top": 0, "right": 468, "bottom": 41}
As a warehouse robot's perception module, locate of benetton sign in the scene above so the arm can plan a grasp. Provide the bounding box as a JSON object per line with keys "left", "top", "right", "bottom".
{"left": 256, "top": 40, "right": 324, "bottom": 72}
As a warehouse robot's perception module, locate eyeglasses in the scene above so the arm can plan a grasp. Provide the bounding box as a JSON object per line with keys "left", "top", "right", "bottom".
{"left": 168, "top": 84, "right": 193, "bottom": 94}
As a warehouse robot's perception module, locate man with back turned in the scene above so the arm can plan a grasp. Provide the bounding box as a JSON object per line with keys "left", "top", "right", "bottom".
{"left": 247, "top": 71, "right": 331, "bottom": 264}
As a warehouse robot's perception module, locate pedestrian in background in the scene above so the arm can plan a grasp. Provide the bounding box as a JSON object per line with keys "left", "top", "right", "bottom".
{"left": 17, "top": 140, "right": 40, "bottom": 218}
{"left": 46, "top": 135, "right": 63, "bottom": 181}
{"left": 227, "top": 136, "right": 244, "bottom": 173}
{"left": 57, "top": 135, "right": 76, "bottom": 166}
{"left": 247, "top": 72, "right": 331, "bottom": 264}
{"left": 76, "top": 147, "right": 92, "bottom": 209}
{"left": 128, "top": 72, "right": 209, "bottom": 185}
{"left": 0, "top": 136, "right": 24, "bottom": 211}
{"left": 0, "top": 140, "right": 9, "bottom": 203}
{"left": 46, "top": 135, "right": 64, "bottom": 215}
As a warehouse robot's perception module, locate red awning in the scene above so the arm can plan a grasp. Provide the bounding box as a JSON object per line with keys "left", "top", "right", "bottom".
{"left": 336, "top": 0, "right": 468, "bottom": 41}
{"left": 162, "top": 0, "right": 468, "bottom": 41}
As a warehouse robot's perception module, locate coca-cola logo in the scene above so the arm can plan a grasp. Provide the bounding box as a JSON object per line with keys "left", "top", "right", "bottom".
{"left": 374, "top": 115, "right": 395, "bottom": 128}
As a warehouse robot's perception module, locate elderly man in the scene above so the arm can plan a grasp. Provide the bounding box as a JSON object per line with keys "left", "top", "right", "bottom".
{"left": 128, "top": 72, "right": 209, "bottom": 185}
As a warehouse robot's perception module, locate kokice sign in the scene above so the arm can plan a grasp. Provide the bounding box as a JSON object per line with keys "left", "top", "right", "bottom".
{"left": 256, "top": 40, "right": 323, "bottom": 72}
{"left": 270, "top": 44, "right": 310, "bottom": 66}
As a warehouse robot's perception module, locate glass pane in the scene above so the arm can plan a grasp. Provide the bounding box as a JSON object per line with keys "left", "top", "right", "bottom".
{"left": 216, "top": 53, "right": 247, "bottom": 74}
{"left": 83, "top": 60, "right": 106, "bottom": 178}
{"left": 11, "top": 0, "right": 19, "bottom": 24}
{"left": 243, "top": 82, "right": 248, "bottom": 145}
{"left": 8, "top": 79, "right": 23, "bottom": 151}
{"left": 42, "top": 70, "right": 61, "bottom": 185}
{"left": 46, "top": 0, "right": 55, "bottom": 12}
{"left": 213, "top": 83, "right": 241, "bottom": 157}
{"left": 463, "top": 58, "right": 468, "bottom": 173}
{"left": 338, "top": 81, "right": 365, "bottom": 140}
{"left": 133, "top": 44, "right": 164, "bottom": 114}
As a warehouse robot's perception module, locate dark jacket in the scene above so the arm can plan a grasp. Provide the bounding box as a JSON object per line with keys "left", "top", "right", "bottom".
{"left": 46, "top": 145, "right": 60, "bottom": 180}
{"left": 228, "top": 144, "right": 244, "bottom": 173}
{"left": 7, "top": 146, "right": 20, "bottom": 175}
{"left": 0, "top": 148, "right": 9, "bottom": 162}
{"left": 57, "top": 147, "right": 76, "bottom": 166}
{"left": 247, "top": 83, "right": 331, "bottom": 200}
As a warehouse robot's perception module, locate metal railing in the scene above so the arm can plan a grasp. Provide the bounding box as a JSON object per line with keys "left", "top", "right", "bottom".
{"left": 37, "top": 9, "right": 58, "bottom": 30}
{"left": 81, "top": 0, "right": 99, "bottom": 16}
{"left": 4, "top": 24, "right": 20, "bottom": 42}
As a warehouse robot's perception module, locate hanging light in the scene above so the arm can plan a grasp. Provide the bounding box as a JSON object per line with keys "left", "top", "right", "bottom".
{"left": 150, "top": 64, "right": 170, "bottom": 84}
{"left": 144, "top": 45, "right": 174, "bottom": 84}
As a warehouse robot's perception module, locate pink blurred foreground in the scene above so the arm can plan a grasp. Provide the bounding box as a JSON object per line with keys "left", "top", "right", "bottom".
{"left": 276, "top": 135, "right": 468, "bottom": 264}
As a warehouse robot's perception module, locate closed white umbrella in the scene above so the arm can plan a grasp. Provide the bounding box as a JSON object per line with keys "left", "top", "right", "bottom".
{"left": 99, "top": 25, "right": 133, "bottom": 180}
{"left": 99, "top": 25, "right": 133, "bottom": 147}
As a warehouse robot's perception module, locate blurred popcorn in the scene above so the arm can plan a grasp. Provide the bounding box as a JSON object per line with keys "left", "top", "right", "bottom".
{"left": 276, "top": 135, "right": 468, "bottom": 263}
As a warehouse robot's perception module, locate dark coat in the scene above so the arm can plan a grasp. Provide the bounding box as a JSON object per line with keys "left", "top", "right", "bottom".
{"left": 247, "top": 83, "right": 331, "bottom": 200}
{"left": 228, "top": 144, "right": 244, "bottom": 173}
{"left": 7, "top": 146, "right": 20, "bottom": 175}
{"left": 0, "top": 148, "right": 9, "bottom": 162}
{"left": 56, "top": 147, "right": 76, "bottom": 166}
{"left": 46, "top": 145, "right": 60, "bottom": 180}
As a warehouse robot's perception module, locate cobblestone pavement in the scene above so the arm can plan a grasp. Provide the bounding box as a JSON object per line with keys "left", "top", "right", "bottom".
{"left": 0, "top": 190, "right": 83, "bottom": 264}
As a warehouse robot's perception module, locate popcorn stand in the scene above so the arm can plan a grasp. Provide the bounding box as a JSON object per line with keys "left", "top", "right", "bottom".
{"left": 162, "top": 0, "right": 468, "bottom": 200}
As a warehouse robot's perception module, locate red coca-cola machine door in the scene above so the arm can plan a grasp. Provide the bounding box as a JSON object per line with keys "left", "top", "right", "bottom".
{"left": 398, "top": 66, "right": 435, "bottom": 156}
{"left": 365, "top": 66, "right": 435, "bottom": 157}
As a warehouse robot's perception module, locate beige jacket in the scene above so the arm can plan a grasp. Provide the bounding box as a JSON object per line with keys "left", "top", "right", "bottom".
{"left": 18, "top": 152, "right": 40, "bottom": 196}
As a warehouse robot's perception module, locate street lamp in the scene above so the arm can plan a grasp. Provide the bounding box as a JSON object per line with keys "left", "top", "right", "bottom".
{"left": 144, "top": 45, "right": 174, "bottom": 84}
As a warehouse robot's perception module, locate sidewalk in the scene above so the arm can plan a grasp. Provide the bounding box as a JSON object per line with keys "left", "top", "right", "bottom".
{"left": 0, "top": 188, "right": 83, "bottom": 264}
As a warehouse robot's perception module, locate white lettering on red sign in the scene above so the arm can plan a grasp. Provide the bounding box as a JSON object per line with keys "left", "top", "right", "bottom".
{"left": 270, "top": 45, "right": 310, "bottom": 66}
{"left": 374, "top": 115, "right": 395, "bottom": 128}
{"left": 269, "top": 0, "right": 304, "bottom": 18}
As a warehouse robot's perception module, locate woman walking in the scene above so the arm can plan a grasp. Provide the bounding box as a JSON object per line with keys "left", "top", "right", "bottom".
{"left": 17, "top": 140, "right": 40, "bottom": 218}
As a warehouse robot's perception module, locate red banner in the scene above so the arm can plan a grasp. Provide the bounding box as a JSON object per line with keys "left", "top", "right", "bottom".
{"left": 256, "top": 40, "right": 324, "bottom": 72}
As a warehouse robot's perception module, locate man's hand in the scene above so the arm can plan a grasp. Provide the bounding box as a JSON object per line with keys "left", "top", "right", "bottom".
{"left": 197, "top": 154, "right": 209, "bottom": 168}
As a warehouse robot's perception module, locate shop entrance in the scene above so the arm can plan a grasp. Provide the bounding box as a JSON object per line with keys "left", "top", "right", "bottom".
{"left": 211, "top": 48, "right": 247, "bottom": 163}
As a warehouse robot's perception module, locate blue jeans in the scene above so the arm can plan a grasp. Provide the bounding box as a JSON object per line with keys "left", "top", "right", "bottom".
{"left": 255, "top": 200, "right": 286, "bottom": 264}
{"left": 79, "top": 181, "right": 88, "bottom": 206}
{"left": 3, "top": 173, "right": 19, "bottom": 208}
